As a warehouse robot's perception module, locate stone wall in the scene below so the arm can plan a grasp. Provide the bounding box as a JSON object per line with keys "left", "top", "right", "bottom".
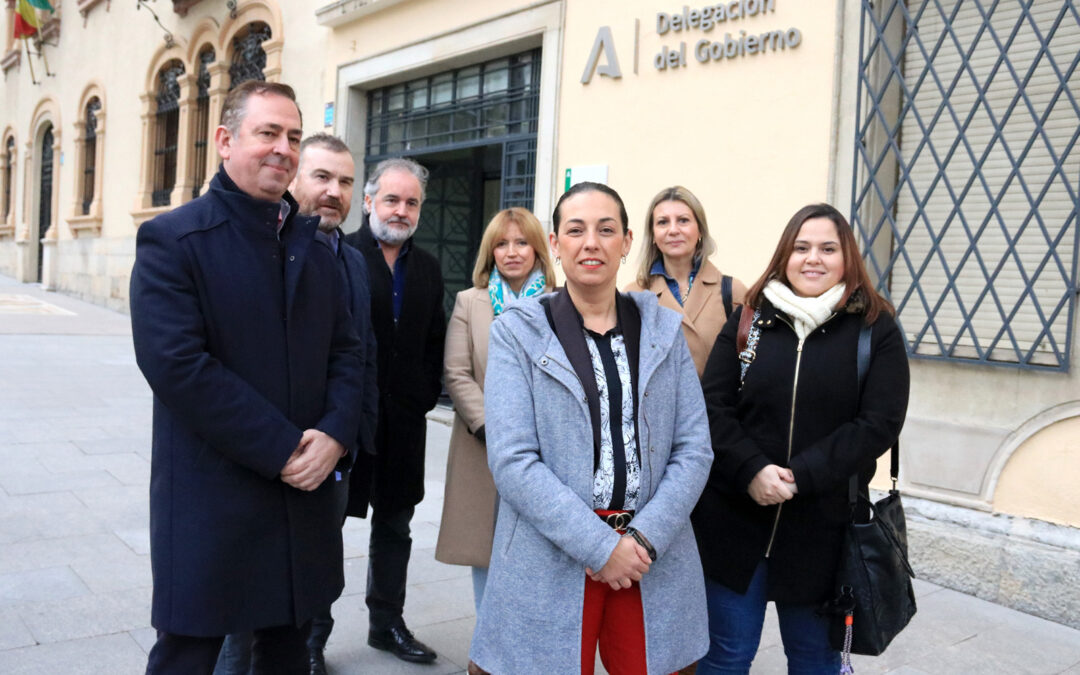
{"left": 53, "top": 236, "right": 134, "bottom": 313}
{"left": 0, "top": 242, "right": 16, "bottom": 279}
{"left": 902, "top": 493, "right": 1080, "bottom": 630}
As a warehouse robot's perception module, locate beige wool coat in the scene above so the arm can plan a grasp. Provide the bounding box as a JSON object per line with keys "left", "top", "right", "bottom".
{"left": 626, "top": 260, "right": 747, "bottom": 377}
{"left": 435, "top": 287, "right": 497, "bottom": 567}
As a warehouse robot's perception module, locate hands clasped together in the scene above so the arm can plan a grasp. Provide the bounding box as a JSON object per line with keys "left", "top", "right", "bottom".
{"left": 748, "top": 464, "right": 798, "bottom": 506}
{"left": 586, "top": 535, "right": 653, "bottom": 590}
{"left": 280, "top": 429, "right": 345, "bottom": 491}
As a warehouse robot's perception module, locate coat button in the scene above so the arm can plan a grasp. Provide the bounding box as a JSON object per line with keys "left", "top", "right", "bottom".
{"left": 540, "top": 357, "right": 548, "bottom": 365}
{"left": 644, "top": 391, "right": 649, "bottom": 397}
{"left": 289, "top": 255, "right": 296, "bottom": 262}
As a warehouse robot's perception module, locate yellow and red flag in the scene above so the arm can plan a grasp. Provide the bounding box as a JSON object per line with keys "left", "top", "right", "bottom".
{"left": 14, "top": 0, "right": 55, "bottom": 40}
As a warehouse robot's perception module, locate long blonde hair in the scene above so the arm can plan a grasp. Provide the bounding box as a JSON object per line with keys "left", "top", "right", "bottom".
{"left": 635, "top": 186, "right": 717, "bottom": 287}
{"left": 471, "top": 207, "right": 556, "bottom": 290}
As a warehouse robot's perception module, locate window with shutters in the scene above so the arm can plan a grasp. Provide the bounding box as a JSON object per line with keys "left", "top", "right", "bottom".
{"left": 851, "top": 1, "right": 1080, "bottom": 370}
{"left": 152, "top": 60, "right": 184, "bottom": 207}
{"left": 81, "top": 97, "right": 100, "bottom": 215}
{"left": 192, "top": 46, "right": 214, "bottom": 199}
{"left": 69, "top": 85, "right": 105, "bottom": 236}
{"left": 229, "top": 22, "right": 270, "bottom": 90}
{"left": 1, "top": 134, "right": 14, "bottom": 232}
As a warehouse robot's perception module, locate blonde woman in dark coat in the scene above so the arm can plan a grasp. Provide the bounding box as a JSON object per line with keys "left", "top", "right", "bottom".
{"left": 626, "top": 186, "right": 746, "bottom": 377}
{"left": 435, "top": 207, "right": 555, "bottom": 612}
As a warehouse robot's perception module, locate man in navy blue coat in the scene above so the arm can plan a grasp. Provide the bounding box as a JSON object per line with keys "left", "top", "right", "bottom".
{"left": 130, "top": 81, "right": 365, "bottom": 674}
{"left": 289, "top": 133, "right": 379, "bottom": 674}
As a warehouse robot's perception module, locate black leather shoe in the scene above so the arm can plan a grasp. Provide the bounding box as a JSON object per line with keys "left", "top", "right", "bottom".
{"left": 367, "top": 625, "right": 437, "bottom": 664}
{"left": 308, "top": 647, "right": 327, "bottom": 675}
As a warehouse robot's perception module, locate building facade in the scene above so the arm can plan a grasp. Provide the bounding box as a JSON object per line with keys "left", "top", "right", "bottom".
{"left": 0, "top": 0, "right": 329, "bottom": 309}
{"left": 2, "top": 0, "right": 1077, "bottom": 626}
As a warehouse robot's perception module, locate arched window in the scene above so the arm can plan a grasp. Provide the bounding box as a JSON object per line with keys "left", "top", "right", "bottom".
{"left": 152, "top": 60, "right": 185, "bottom": 207}
{"left": 229, "top": 22, "right": 271, "bottom": 89}
{"left": 81, "top": 97, "right": 101, "bottom": 215}
{"left": 2, "top": 136, "right": 14, "bottom": 223}
{"left": 192, "top": 46, "right": 215, "bottom": 199}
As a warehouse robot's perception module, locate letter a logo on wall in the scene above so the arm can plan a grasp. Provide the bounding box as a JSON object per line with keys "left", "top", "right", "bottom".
{"left": 581, "top": 26, "right": 623, "bottom": 84}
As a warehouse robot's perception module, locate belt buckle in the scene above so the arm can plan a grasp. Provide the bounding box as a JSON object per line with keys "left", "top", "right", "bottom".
{"left": 604, "top": 512, "right": 632, "bottom": 531}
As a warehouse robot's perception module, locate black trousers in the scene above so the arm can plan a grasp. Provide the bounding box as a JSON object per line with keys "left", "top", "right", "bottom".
{"left": 365, "top": 504, "right": 415, "bottom": 631}
{"left": 146, "top": 622, "right": 310, "bottom": 675}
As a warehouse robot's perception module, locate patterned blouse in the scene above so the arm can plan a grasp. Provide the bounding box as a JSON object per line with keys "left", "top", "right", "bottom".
{"left": 584, "top": 327, "right": 640, "bottom": 511}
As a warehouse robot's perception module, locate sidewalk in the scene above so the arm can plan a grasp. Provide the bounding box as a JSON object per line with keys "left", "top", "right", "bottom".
{"left": 0, "top": 276, "right": 1078, "bottom": 674}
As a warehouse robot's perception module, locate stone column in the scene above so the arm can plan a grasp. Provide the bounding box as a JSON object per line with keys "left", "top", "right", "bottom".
{"left": 15, "top": 138, "right": 32, "bottom": 282}
{"left": 170, "top": 72, "right": 198, "bottom": 206}
{"left": 203, "top": 60, "right": 229, "bottom": 193}
{"left": 132, "top": 93, "right": 156, "bottom": 214}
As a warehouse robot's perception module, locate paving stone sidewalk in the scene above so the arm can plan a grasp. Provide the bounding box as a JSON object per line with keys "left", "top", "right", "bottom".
{"left": 0, "top": 276, "right": 1078, "bottom": 674}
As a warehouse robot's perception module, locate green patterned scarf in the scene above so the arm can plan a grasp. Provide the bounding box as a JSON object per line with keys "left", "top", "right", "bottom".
{"left": 489, "top": 266, "right": 547, "bottom": 316}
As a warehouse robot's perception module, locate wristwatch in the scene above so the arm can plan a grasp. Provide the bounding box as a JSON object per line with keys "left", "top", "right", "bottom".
{"left": 625, "top": 527, "right": 657, "bottom": 562}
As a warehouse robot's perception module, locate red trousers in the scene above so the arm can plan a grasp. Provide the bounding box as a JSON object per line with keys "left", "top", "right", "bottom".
{"left": 581, "top": 574, "right": 648, "bottom": 675}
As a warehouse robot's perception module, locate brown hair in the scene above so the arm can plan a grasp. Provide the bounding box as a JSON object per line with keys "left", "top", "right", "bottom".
{"left": 744, "top": 203, "right": 894, "bottom": 324}
{"left": 635, "top": 185, "right": 718, "bottom": 287}
{"left": 220, "top": 80, "right": 301, "bottom": 134}
{"left": 471, "top": 207, "right": 556, "bottom": 290}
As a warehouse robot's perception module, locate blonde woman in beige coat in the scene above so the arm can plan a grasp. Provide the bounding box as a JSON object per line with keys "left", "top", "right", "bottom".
{"left": 435, "top": 207, "right": 555, "bottom": 612}
{"left": 626, "top": 186, "right": 747, "bottom": 377}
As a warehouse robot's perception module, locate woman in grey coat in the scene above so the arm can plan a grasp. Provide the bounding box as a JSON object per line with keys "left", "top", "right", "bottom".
{"left": 468, "top": 182, "right": 713, "bottom": 674}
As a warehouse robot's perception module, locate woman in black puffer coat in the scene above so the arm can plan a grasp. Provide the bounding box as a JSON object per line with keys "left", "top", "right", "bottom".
{"left": 693, "top": 203, "right": 910, "bottom": 675}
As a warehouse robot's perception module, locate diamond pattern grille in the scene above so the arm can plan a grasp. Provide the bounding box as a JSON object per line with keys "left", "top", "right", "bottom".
{"left": 851, "top": 0, "right": 1080, "bottom": 369}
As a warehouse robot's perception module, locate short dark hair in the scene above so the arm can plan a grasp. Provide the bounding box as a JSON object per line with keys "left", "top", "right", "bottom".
{"left": 552, "top": 181, "right": 629, "bottom": 234}
{"left": 220, "top": 80, "right": 301, "bottom": 133}
{"left": 299, "top": 133, "right": 350, "bottom": 156}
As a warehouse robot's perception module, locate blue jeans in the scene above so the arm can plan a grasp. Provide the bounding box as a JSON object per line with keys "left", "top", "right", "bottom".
{"left": 698, "top": 562, "right": 839, "bottom": 675}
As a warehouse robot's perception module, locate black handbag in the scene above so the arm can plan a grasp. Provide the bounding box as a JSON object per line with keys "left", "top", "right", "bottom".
{"left": 828, "top": 447, "right": 917, "bottom": 659}
{"left": 824, "top": 326, "right": 916, "bottom": 665}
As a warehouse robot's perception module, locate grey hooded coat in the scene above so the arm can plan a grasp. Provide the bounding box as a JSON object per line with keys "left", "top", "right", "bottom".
{"left": 469, "top": 291, "right": 712, "bottom": 674}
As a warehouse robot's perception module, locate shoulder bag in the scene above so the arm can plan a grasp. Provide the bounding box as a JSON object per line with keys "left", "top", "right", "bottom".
{"left": 826, "top": 324, "right": 917, "bottom": 667}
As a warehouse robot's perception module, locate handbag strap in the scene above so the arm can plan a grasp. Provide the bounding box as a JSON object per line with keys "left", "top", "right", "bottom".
{"left": 721, "top": 274, "right": 733, "bottom": 317}
{"left": 738, "top": 308, "right": 762, "bottom": 389}
{"left": 848, "top": 323, "right": 899, "bottom": 506}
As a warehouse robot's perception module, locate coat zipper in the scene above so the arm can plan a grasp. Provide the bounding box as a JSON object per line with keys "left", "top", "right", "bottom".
{"left": 764, "top": 332, "right": 804, "bottom": 559}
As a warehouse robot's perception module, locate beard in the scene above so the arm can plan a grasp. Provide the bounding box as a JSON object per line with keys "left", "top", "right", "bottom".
{"left": 315, "top": 212, "right": 344, "bottom": 233}
{"left": 369, "top": 208, "right": 418, "bottom": 246}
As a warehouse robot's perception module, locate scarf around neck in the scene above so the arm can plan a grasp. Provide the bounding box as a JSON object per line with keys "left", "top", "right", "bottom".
{"left": 764, "top": 280, "right": 847, "bottom": 340}
{"left": 488, "top": 266, "right": 547, "bottom": 316}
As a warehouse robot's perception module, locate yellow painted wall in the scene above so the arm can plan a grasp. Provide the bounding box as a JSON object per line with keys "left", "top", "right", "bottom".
{"left": 557, "top": 0, "right": 839, "bottom": 288}
{"left": 322, "top": 0, "right": 540, "bottom": 95}
{"left": 993, "top": 416, "right": 1080, "bottom": 526}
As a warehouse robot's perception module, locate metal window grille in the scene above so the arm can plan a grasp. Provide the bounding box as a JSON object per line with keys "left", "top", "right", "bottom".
{"left": 501, "top": 138, "right": 537, "bottom": 209}
{"left": 851, "top": 0, "right": 1080, "bottom": 370}
{"left": 192, "top": 47, "right": 215, "bottom": 199}
{"left": 82, "top": 97, "right": 100, "bottom": 215}
{"left": 152, "top": 61, "right": 184, "bottom": 208}
{"left": 365, "top": 49, "right": 542, "bottom": 161}
{"left": 3, "top": 137, "right": 13, "bottom": 220}
{"left": 229, "top": 23, "right": 270, "bottom": 90}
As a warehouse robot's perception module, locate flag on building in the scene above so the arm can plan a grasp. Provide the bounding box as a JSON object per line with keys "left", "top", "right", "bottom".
{"left": 13, "top": 0, "right": 55, "bottom": 40}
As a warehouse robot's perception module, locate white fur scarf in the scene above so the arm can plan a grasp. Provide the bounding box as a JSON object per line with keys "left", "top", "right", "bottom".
{"left": 763, "top": 280, "right": 847, "bottom": 340}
